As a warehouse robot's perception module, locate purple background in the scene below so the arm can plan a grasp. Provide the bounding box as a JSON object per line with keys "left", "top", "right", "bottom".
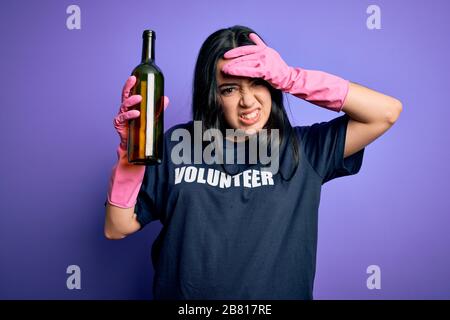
{"left": 0, "top": 0, "right": 449, "bottom": 299}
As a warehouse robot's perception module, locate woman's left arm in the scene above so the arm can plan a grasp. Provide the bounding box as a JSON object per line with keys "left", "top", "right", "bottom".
{"left": 341, "top": 82, "right": 403, "bottom": 158}
{"left": 221, "top": 33, "right": 403, "bottom": 158}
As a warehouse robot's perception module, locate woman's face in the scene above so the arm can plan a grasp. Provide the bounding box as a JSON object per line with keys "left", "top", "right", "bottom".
{"left": 216, "top": 58, "right": 272, "bottom": 135}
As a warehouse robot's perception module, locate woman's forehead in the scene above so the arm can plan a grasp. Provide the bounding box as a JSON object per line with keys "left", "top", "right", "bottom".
{"left": 216, "top": 59, "right": 250, "bottom": 85}
{"left": 216, "top": 59, "right": 230, "bottom": 79}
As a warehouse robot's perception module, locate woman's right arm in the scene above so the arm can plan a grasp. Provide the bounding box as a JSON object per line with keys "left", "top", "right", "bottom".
{"left": 104, "top": 76, "right": 145, "bottom": 240}
{"left": 104, "top": 76, "right": 169, "bottom": 240}
{"left": 104, "top": 204, "right": 141, "bottom": 239}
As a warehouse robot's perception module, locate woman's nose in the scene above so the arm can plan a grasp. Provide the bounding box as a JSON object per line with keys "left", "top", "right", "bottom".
{"left": 239, "top": 90, "right": 257, "bottom": 108}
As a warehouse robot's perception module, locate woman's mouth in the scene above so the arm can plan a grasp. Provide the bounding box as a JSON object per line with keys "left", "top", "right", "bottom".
{"left": 239, "top": 108, "right": 261, "bottom": 125}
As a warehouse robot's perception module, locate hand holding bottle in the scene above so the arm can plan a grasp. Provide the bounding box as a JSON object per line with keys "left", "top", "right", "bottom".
{"left": 114, "top": 75, "right": 169, "bottom": 150}
{"left": 107, "top": 76, "right": 169, "bottom": 209}
{"left": 114, "top": 75, "right": 143, "bottom": 150}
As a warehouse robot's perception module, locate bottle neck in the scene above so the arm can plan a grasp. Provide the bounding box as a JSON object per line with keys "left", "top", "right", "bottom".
{"left": 141, "top": 35, "right": 155, "bottom": 63}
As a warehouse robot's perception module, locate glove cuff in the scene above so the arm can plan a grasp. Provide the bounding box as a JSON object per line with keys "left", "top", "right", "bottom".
{"left": 106, "top": 145, "right": 145, "bottom": 209}
{"left": 287, "top": 67, "right": 350, "bottom": 112}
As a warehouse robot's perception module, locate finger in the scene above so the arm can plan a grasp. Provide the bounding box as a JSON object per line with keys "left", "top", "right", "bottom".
{"left": 121, "top": 95, "right": 142, "bottom": 111}
{"left": 248, "top": 33, "right": 266, "bottom": 47}
{"left": 223, "top": 45, "right": 261, "bottom": 59}
{"left": 222, "top": 60, "right": 261, "bottom": 75}
{"left": 163, "top": 96, "right": 170, "bottom": 110}
{"left": 222, "top": 54, "right": 261, "bottom": 69}
{"left": 222, "top": 65, "right": 264, "bottom": 79}
{"left": 121, "top": 76, "right": 137, "bottom": 102}
{"left": 125, "top": 110, "right": 140, "bottom": 120}
{"left": 116, "top": 110, "right": 141, "bottom": 125}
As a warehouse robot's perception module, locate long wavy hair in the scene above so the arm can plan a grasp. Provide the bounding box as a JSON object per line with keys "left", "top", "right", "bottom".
{"left": 191, "top": 25, "right": 299, "bottom": 180}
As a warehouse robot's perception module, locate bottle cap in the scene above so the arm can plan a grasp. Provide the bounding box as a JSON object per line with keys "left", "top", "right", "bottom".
{"left": 143, "top": 30, "right": 156, "bottom": 39}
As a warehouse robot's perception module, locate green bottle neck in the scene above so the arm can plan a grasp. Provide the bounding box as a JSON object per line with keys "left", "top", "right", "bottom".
{"left": 141, "top": 35, "right": 155, "bottom": 63}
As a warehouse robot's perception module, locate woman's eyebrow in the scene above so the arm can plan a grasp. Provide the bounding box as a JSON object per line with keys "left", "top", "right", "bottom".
{"left": 218, "top": 82, "right": 239, "bottom": 88}
{"left": 218, "top": 78, "right": 260, "bottom": 87}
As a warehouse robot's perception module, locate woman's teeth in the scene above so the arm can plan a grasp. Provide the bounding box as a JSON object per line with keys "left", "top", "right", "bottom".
{"left": 241, "top": 110, "right": 259, "bottom": 119}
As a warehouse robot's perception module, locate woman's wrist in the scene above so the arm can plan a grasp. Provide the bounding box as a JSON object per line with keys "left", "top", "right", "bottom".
{"left": 107, "top": 145, "right": 146, "bottom": 209}
{"left": 287, "top": 67, "right": 350, "bottom": 112}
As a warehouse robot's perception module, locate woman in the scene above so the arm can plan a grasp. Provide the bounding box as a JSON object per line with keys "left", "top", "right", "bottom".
{"left": 104, "top": 25, "right": 402, "bottom": 299}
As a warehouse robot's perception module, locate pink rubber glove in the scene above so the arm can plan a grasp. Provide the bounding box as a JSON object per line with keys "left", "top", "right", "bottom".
{"left": 107, "top": 76, "right": 169, "bottom": 208}
{"left": 222, "top": 33, "right": 349, "bottom": 112}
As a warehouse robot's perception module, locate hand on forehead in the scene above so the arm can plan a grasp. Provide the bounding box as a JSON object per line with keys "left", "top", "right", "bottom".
{"left": 217, "top": 58, "right": 253, "bottom": 86}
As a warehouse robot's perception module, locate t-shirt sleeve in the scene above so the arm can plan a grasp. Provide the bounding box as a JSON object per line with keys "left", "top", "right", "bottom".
{"left": 299, "top": 114, "right": 364, "bottom": 184}
{"left": 133, "top": 131, "right": 170, "bottom": 228}
{"left": 134, "top": 160, "right": 167, "bottom": 228}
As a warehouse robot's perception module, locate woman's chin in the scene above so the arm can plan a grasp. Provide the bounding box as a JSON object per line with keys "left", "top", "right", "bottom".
{"left": 244, "top": 128, "right": 258, "bottom": 135}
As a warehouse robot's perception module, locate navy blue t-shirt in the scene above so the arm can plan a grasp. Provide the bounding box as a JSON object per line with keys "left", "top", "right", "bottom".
{"left": 134, "top": 114, "right": 364, "bottom": 300}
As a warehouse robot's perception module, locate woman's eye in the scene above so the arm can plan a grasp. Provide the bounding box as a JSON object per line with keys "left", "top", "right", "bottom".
{"left": 220, "top": 87, "right": 235, "bottom": 95}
